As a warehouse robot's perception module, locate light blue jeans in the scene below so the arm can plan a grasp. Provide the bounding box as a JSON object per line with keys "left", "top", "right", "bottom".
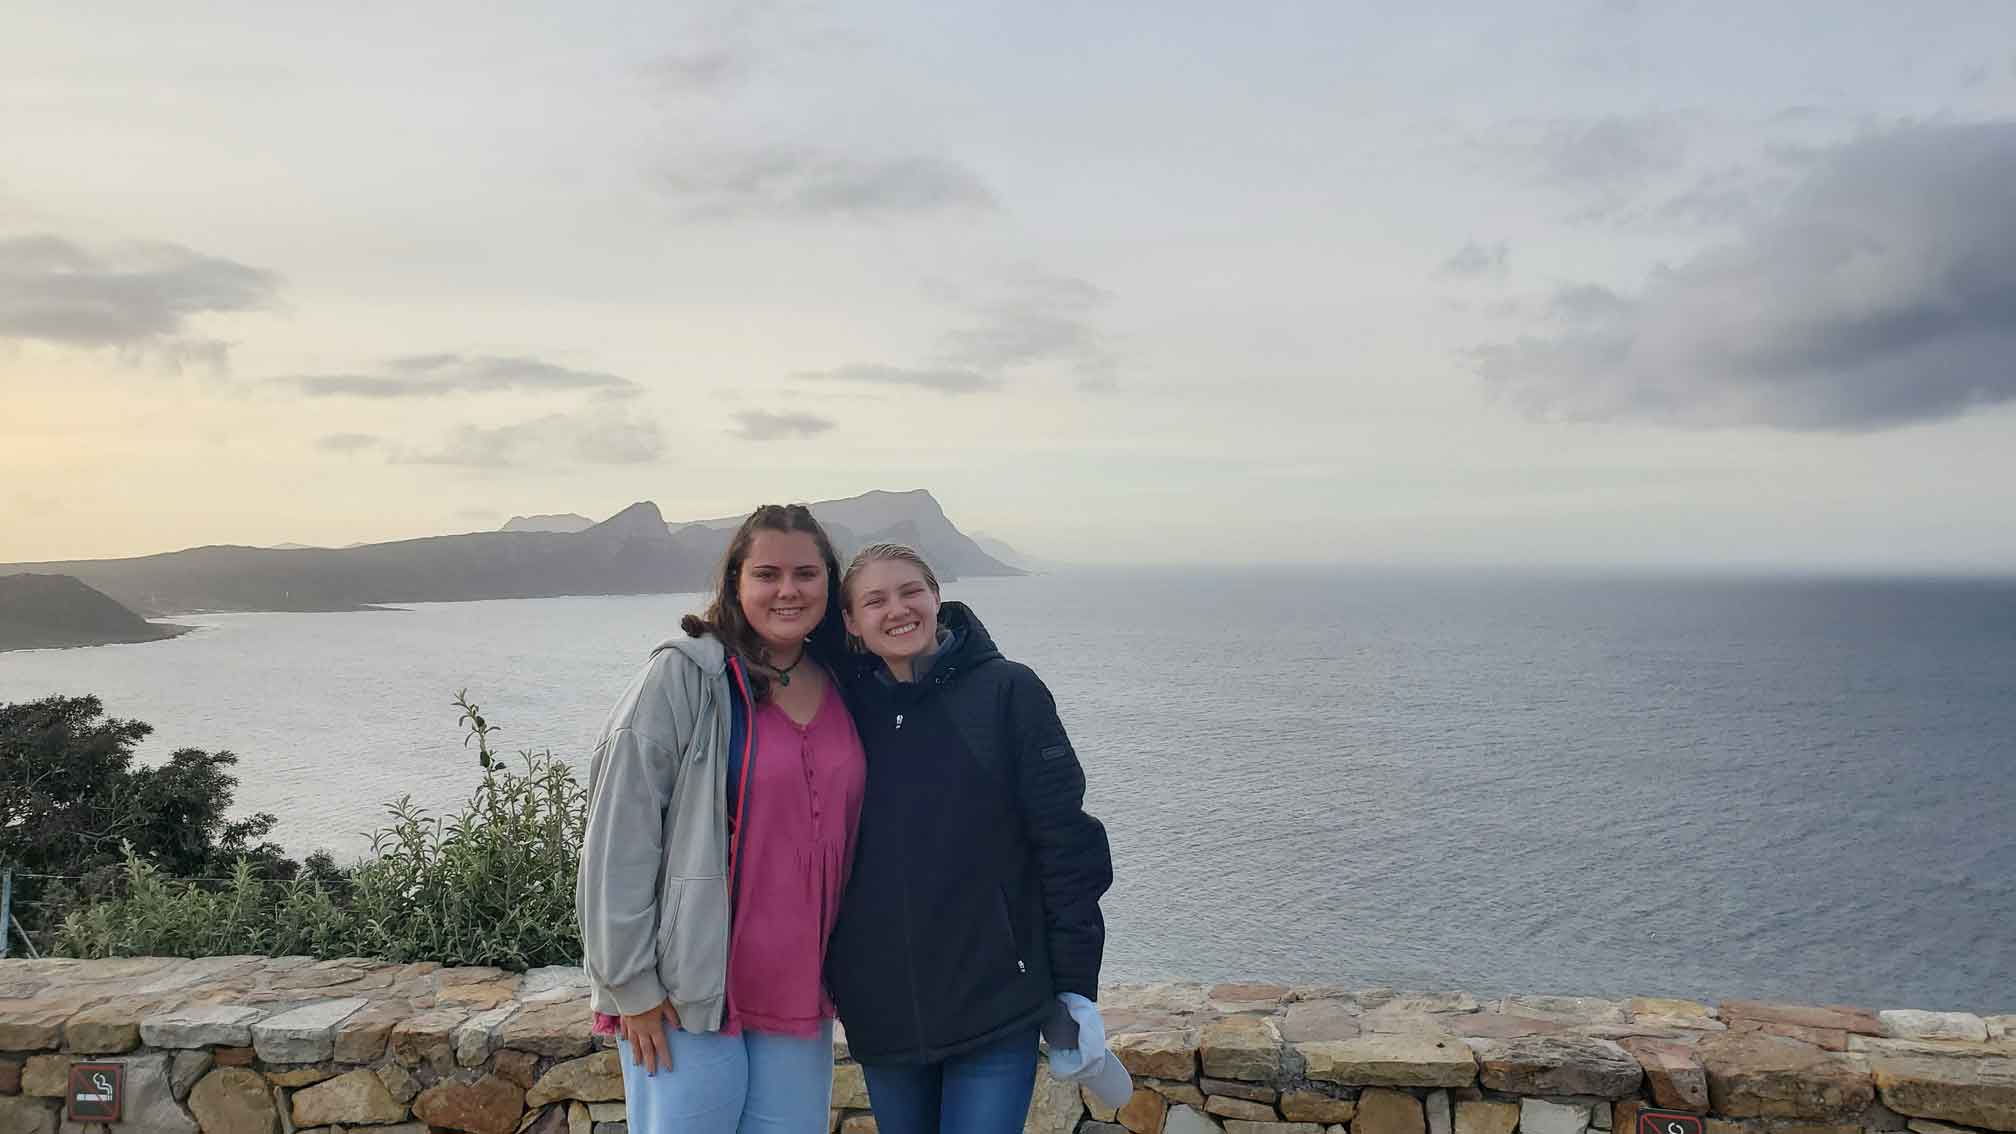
{"left": 618, "top": 1019, "right": 834, "bottom": 1133}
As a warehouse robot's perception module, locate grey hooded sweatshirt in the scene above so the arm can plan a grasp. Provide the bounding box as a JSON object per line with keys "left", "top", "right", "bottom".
{"left": 576, "top": 634, "right": 738, "bottom": 1031}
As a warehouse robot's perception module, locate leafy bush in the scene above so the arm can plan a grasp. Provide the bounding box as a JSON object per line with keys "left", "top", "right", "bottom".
{"left": 1, "top": 694, "right": 296, "bottom": 948}
{"left": 49, "top": 692, "right": 588, "bottom": 969}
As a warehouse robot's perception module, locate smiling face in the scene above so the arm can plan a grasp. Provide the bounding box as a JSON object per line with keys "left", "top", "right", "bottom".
{"left": 843, "top": 556, "right": 942, "bottom": 670}
{"left": 737, "top": 529, "right": 830, "bottom": 657}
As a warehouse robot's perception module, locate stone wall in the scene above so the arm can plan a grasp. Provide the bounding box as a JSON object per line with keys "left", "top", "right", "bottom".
{"left": 1, "top": 959, "right": 2012, "bottom": 1134}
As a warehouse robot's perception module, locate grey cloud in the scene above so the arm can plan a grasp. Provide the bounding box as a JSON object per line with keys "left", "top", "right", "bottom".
{"left": 730, "top": 410, "right": 837, "bottom": 440}
{"left": 796, "top": 363, "right": 1001, "bottom": 393}
{"left": 1534, "top": 114, "right": 1688, "bottom": 191}
{"left": 1439, "top": 241, "right": 1509, "bottom": 278}
{"left": 316, "top": 433, "right": 380, "bottom": 453}
{"left": 659, "top": 146, "right": 996, "bottom": 219}
{"left": 938, "top": 273, "right": 1114, "bottom": 376}
{"left": 643, "top": 47, "right": 751, "bottom": 92}
{"left": 283, "top": 354, "right": 637, "bottom": 398}
{"left": 1476, "top": 121, "right": 2016, "bottom": 431}
{"left": 402, "top": 409, "right": 663, "bottom": 468}
{"left": 0, "top": 233, "right": 277, "bottom": 353}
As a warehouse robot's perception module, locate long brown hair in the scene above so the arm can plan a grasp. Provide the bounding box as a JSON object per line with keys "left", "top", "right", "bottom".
{"left": 681, "top": 503, "right": 846, "bottom": 701}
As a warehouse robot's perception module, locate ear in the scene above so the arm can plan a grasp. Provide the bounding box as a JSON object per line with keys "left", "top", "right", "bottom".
{"left": 842, "top": 606, "right": 859, "bottom": 637}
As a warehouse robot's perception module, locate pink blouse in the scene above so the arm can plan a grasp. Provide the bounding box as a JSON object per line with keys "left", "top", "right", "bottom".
{"left": 593, "top": 677, "right": 865, "bottom": 1038}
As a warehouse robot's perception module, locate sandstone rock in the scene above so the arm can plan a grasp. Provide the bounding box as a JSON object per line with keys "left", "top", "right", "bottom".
{"left": 1618, "top": 1037, "right": 1710, "bottom": 1111}
{"left": 494, "top": 1048, "right": 540, "bottom": 1089}
{"left": 0, "top": 1056, "right": 19, "bottom": 1093}
{"left": 525, "top": 1051, "right": 624, "bottom": 1109}
{"left": 412, "top": 1074, "right": 526, "bottom": 1134}
{"left": 833, "top": 1063, "right": 870, "bottom": 1110}
{"left": 1455, "top": 1015, "right": 1574, "bottom": 1040}
{"left": 1024, "top": 1059, "right": 1084, "bottom": 1134}
{"left": 0, "top": 1096, "right": 57, "bottom": 1134}
{"left": 1202, "top": 1016, "right": 1284, "bottom": 1082}
{"left": 1087, "top": 1125, "right": 1128, "bottom": 1134}
{"left": 842, "top": 1116, "right": 880, "bottom": 1134}
{"left": 266, "top": 1065, "right": 337, "bottom": 1087}
{"left": 1222, "top": 1123, "right": 1321, "bottom": 1134}
{"left": 254, "top": 998, "right": 369, "bottom": 1064}
{"left": 114, "top": 1053, "right": 197, "bottom": 1134}
{"left": 1207, "top": 1095, "right": 1277, "bottom": 1120}
{"left": 1122, "top": 1085, "right": 1172, "bottom": 1131}
{"left": 1852, "top": 1036, "right": 2008, "bottom": 1059}
{"left": 0, "top": 999, "right": 78, "bottom": 1050}
{"left": 1455, "top": 1099, "right": 1520, "bottom": 1134}
{"left": 332, "top": 1000, "right": 408, "bottom": 1064}
{"left": 1719, "top": 1002, "right": 1881, "bottom": 1037}
{"left": 169, "top": 1049, "right": 212, "bottom": 1100}
{"left": 1498, "top": 997, "right": 1628, "bottom": 1025}
{"left": 455, "top": 1004, "right": 520, "bottom": 1067}
{"left": 439, "top": 978, "right": 522, "bottom": 1011}
{"left": 1163, "top": 1105, "right": 1224, "bottom": 1134}
{"left": 1522, "top": 1098, "right": 1591, "bottom": 1134}
{"left": 1697, "top": 1033, "right": 1875, "bottom": 1120}
{"left": 1147, "top": 1078, "right": 1209, "bottom": 1107}
{"left": 377, "top": 1063, "right": 422, "bottom": 1104}
{"left": 1632, "top": 999, "right": 1716, "bottom": 1021}
{"left": 61, "top": 997, "right": 155, "bottom": 1054}
{"left": 291, "top": 1067, "right": 409, "bottom": 1127}
{"left": 1871, "top": 1054, "right": 2016, "bottom": 1132}
{"left": 1279, "top": 1091, "right": 1356, "bottom": 1124}
{"left": 1475, "top": 1034, "right": 1643, "bottom": 1098}
{"left": 190, "top": 1067, "right": 280, "bottom": 1134}
{"left": 213, "top": 1045, "right": 257, "bottom": 1066}
{"left": 1211, "top": 984, "right": 1291, "bottom": 1014}
{"left": 571, "top": 1100, "right": 593, "bottom": 1134}
{"left": 130, "top": 956, "right": 265, "bottom": 997}
{"left": 391, "top": 1008, "right": 468, "bottom": 1073}
{"left": 1087, "top": 1086, "right": 1121, "bottom": 1122}
{"left": 499, "top": 1001, "right": 594, "bottom": 1060}
{"left": 22, "top": 1054, "right": 70, "bottom": 1096}
{"left": 1299, "top": 1035, "right": 1479, "bottom": 1087}
{"left": 1882, "top": 1013, "right": 1992, "bottom": 1044}
{"left": 1281, "top": 1001, "right": 1362, "bottom": 1044}
{"left": 1355, "top": 1088, "right": 1426, "bottom": 1134}
{"left": 1427, "top": 1088, "right": 1452, "bottom": 1134}
{"left": 588, "top": 1102, "right": 626, "bottom": 1121}
{"left": 1990, "top": 1018, "right": 2015, "bottom": 1043}
{"left": 518, "top": 968, "right": 590, "bottom": 1003}
{"left": 141, "top": 1004, "right": 264, "bottom": 1049}
{"left": 1115, "top": 1031, "right": 1201, "bottom": 1080}
{"left": 1728, "top": 1019, "right": 1849, "bottom": 1051}
{"left": 1202, "top": 1078, "right": 1278, "bottom": 1103}
{"left": 1906, "top": 1121, "right": 1980, "bottom": 1134}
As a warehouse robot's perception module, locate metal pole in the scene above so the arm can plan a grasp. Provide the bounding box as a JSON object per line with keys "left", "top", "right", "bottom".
{"left": 1, "top": 868, "right": 12, "bottom": 960}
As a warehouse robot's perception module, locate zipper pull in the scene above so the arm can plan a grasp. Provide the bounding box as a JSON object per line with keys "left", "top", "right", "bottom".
{"left": 1017, "top": 960, "right": 1026, "bottom": 973}
{"left": 895, "top": 713, "right": 904, "bottom": 730}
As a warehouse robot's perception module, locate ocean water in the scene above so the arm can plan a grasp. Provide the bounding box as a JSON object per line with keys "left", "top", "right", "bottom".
{"left": 4, "top": 568, "right": 2012, "bottom": 1010}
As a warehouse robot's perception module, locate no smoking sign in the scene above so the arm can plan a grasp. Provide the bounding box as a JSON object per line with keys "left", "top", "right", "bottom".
{"left": 1639, "top": 1109, "right": 1705, "bottom": 1134}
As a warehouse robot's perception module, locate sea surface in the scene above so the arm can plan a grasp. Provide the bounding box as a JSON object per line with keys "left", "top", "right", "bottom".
{"left": 4, "top": 568, "right": 2012, "bottom": 1010}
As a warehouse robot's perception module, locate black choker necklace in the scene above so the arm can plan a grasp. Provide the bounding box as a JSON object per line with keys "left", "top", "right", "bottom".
{"left": 769, "top": 650, "right": 806, "bottom": 687}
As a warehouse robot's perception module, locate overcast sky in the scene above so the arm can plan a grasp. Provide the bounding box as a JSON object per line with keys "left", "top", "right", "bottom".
{"left": 6, "top": 1, "right": 2016, "bottom": 570}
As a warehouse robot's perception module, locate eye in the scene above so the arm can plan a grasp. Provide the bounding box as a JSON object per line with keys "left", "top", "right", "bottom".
{"left": 865, "top": 596, "right": 884, "bottom": 608}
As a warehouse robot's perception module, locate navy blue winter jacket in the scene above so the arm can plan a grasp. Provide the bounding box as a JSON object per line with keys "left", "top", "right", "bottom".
{"left": 825, "top": 601, "right": 1113, "bottom": 1064}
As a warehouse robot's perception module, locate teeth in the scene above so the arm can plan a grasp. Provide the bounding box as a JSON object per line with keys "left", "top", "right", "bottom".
{"left": 887, "top": 623, "right": 918, "bottom": 636}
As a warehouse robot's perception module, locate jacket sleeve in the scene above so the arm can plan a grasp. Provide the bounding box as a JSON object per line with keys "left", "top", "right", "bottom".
{"left": 577, "top": 657, "right": 699, "bottom": 1016}
{"left": 1008, "top": 666, "right": 1114, "bottom": 1001}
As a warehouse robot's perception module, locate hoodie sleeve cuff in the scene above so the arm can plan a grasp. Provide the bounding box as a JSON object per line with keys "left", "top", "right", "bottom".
{"left": 606, "top": 970, "right": 669, "bottom": 1018}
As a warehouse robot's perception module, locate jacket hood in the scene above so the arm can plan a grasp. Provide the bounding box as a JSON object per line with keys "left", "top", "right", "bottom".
{"left": 929, "top": 601, "right": 1002, "bottom": 680}
{"left": 650, "top": 632, "right": 729, "bottom": 673}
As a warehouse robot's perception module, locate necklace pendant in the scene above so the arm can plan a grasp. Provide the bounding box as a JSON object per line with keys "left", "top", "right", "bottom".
{"left": 777, "top": 671, "right": 791, "bottom": 687}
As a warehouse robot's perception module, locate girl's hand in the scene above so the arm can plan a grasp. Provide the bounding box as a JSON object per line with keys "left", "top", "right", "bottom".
{"left": 619, "top": 999, "right": 680, "bottom": 1075}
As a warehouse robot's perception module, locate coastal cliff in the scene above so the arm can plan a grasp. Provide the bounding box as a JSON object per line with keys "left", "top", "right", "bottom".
{"left": 2, "top": 958, "right": 2011, "bottom": 1134}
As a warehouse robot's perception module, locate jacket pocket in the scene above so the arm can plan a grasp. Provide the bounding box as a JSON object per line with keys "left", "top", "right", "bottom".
{"left": 993, "top": 885, "right": 1026, "bottom": 975}
{"left": 657, "top": 876, "right": 730, "bottom": 1004}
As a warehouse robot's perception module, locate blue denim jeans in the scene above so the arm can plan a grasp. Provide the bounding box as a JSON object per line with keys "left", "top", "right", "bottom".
{"left": 859, "top": 1027, "right": 1041, "bottom": 1134}
{"left": 617, "top": 1019, "right": 834, "bottom": 1133}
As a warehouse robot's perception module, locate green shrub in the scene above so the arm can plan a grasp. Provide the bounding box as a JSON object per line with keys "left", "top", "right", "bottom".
{"left": 50, "top": 692, "right": 587, "bottom": 969}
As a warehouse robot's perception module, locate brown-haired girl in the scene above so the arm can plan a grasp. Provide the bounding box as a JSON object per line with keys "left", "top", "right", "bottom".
{"left": 578, "top": 504, "right": 865, "bottom": 1132}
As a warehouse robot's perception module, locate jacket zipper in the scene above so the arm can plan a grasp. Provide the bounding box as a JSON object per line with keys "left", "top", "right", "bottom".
{"left": 997, "top": 886, "right": 1026, "bottom": 973}
{"left": 726, "top": 658, "right": 757, "bottom": 898}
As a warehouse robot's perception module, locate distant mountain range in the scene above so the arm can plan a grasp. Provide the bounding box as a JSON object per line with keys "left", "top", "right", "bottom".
{"left": 0, "top": 573, "right": 190, "bottom": 651}
{"left": 0, "top": 490, "right": 1018, "bottom": 618}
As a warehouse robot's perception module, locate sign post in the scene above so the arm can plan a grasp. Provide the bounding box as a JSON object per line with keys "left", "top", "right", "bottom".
{"left": 67, "top": 1061, "right": 125, "bottom": 1124}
